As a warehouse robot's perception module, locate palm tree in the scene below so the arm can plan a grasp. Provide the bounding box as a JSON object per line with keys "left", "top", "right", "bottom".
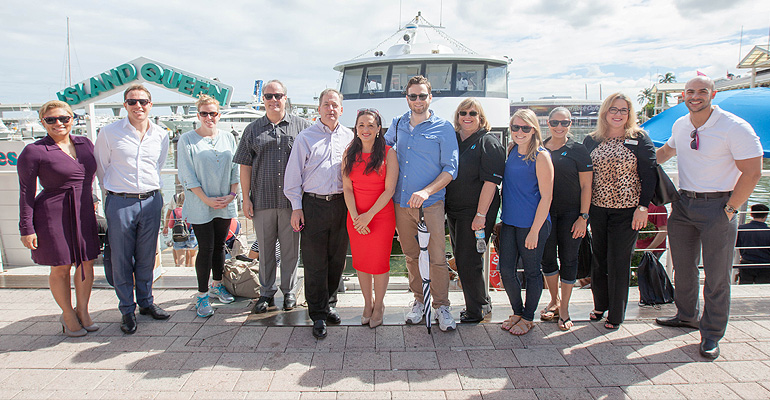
{"left": 658, "top": 72, "right": 676, "bottom": 83}
{"left": 638, "top": 87, "right": 654, "bottom": 106}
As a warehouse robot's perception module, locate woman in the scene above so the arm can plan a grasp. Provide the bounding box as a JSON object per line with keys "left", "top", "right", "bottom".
{"left": 445, "top": 98, "right": 505, "bottom": 323}
{"left": 342, "top": 108, "right": 398, "bottom": 328}
{"left": 163, "top": 193, "right": 198, "bottom": 267}
{"left": 498, "top": 109, "right": 554, "bottom": 336}
{"left": 540, "top": 107, "right": 593, "bottom": 331}
{"left": 583, "top": 93, "right": 657, "bottom": 330}
{"left": 177, "top": 94, "right": 240, "bottom": 318}
{"left": 17, "top": 100, "right": 100, "bottom": 336}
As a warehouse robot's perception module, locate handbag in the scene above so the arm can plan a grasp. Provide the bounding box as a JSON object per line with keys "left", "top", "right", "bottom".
{"left": 637, "top": 251, "right": 675, "bottom": 306}
{"left": 222, "top": 258, "right": 260, "bottom": 298}
{"left": 652, "top": 165, "right": 680, "bottom": 206}
{"left": 576, "top": 230, "right": 595, "bottom": 280}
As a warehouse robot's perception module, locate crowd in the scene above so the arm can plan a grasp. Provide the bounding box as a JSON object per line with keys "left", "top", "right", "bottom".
{"left": 17, "top": 76, "right": 763, "bottom": 360}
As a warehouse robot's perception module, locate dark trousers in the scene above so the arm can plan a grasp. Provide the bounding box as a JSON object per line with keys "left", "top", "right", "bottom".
{"left": 191, "top": 218, "right": 231, "bottom": 293}
{"left": 541, "top": 209, "right": 582, "bottom": 284}
{"left": 301, "top": 194, "right": 349, "bottom": 322}
{"left": 738, "top": 267, "right": 770, "bottom": 284}
{"left": 498, "top": 221, "right": 551, "bottom": 321}
{"left": 589, "top": 205, "right": 638, "bottom": 325}
{"left": 105, "top": 192, "right": 163, "bottom": 315}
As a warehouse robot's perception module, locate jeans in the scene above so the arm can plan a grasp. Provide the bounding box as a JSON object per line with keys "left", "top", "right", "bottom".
{"left": 191, "top": 218, "right": 231, "bottom": 293}
{"left": 541, "top": 210, "right": 582, "bottom": 284}
{"left": 498, "top": 221, "right": 551, "bottom": 321}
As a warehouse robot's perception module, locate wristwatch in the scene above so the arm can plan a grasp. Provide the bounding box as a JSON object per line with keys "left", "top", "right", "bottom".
{"left": 475, "top": 212, "right": 486, "bottom": 218}
{"left": 580, "top": 213, "right": 589, "bottom": 220}
{"left": 637, "top": 205, "right": 648, "bottom": 212}
{"left": 725, "top": 204, "right": 738, "bottom": 216}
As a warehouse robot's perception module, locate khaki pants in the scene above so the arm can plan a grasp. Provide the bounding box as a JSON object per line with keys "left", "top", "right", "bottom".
{"left": 395, "top": 202, "right": 450, "bottom": 307}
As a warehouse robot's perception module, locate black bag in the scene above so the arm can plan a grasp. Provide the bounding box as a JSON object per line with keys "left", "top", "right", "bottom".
{"left": 576, "top": 230, "right": 595, "bottom": 280}
{"left": 637, "top": 251, "right": 675, "bottom": 306}
{"left": 652, "top": 165, "right": 680, "bottom": 206}
{"left": 171, "top": 210, "right": 190, "bottom": 242}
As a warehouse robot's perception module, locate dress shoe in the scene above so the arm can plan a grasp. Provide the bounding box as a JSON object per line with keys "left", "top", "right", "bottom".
{"left": 327, "top": 307, "right": 341, "bottom": 324}
{"left": 74, "top": 307, "right": 99, "bottom": 332}
{"left": 120, "top": 313, "right": 137, "bottom": 334}
{"left": 139, "top": 303, "right": 170, "bottom": 320}
{"left": 59, "top": 315, "right": 87, "bottom": 337}
{"left": 283, "top": 293, "right": 297, "bottom": 311}
{"left": 312, "top": 320, "right": 327, "bottom": 339}
{"left": 700, "top": 338, "right": 720, "bottom": 359}
{"left": 252, "top": 296, "right": 274, "bottom": 314}
{"left": 655, "top": 316, "right": 699, "bottom": 329}
{"left": 460, "top": 309, "right": 485, "bottom": 323}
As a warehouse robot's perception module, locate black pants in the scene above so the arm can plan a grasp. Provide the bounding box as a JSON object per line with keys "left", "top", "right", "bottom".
{"left": 738, "top": 267, "right": 770, "bottom": 284}
{"left": 191, "top": 218, "right": 231, "bottom": 293}
{"left": 301, "top": 194, "right": 349, "bottom": 322}
{"left": 589, "top": 206, "right": 638, "bottom": 325}
{"left": 541, "top": 209, "right": 582, "bottom": 284}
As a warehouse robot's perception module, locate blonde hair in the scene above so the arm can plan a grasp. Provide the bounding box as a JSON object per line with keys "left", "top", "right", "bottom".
{"left": 591, "top": 93, "right": 644, "bottom": 141}
{"left": 38, "top": 100, "right": 74, "bottom": 119}
{"left": 453, "top": 98, "right": 490, "bottom": 132}
{"left": 195, "top": 94, "right": 220, "bottom": 111}
{"left": 509, "top": 108, "right": 544, "bottom": 162}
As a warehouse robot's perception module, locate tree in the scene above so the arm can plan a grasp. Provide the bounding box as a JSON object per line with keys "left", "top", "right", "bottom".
{"left": 638, "top": 87, "right": 654, "bottom": 106}
{"left": 658, "top": 72, "right": 676, "bottom": 83}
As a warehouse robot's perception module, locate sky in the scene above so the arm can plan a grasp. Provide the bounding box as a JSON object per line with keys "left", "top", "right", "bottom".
{"left": 1, "top": 0, "right": 769, "bottom": 115}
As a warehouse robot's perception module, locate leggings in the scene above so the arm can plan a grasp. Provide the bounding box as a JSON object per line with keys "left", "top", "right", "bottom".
{"left": 191, "top": 218, "right": 231, "bottom": 293}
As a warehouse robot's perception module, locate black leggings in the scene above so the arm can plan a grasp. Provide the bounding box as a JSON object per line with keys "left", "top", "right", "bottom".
{"left": 191, "top": 218, "right": 231, "bottom": 293}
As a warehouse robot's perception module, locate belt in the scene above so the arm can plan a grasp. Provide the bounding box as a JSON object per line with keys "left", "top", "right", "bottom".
{"left": 305, "top": 192, "right": 343, "bottom": 201}
{"left": 107, "top": 189, "right": 159, "bottom": 199}
{"left": 679, "top": 189, "right": 731, "bottom": 199}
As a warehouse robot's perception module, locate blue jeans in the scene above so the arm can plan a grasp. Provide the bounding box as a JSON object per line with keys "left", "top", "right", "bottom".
{"left": 498, "top": 221, "right": 551, "bottom": 321}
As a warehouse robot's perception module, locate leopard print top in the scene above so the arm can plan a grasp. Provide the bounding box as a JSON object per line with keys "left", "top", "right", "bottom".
{"left": 590, "top": 137, "right": 641, "bottom": 208}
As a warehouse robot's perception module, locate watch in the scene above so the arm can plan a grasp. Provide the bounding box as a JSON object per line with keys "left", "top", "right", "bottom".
{"left": 637, "top": 206, "right": 648, "bottom": 212}
{"left": 476, "top": 212, "right": 486, "bottom": 218}
{"left": 725, "top": 204, "right": 738, "bottom": 215}
{"left": 580, "top": 213, "right": 589, "bottom": 220}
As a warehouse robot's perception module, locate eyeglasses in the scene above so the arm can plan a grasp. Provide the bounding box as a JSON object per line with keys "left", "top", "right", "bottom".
{"left": 125, "top": 99, "right": 150, "bottom": 106}
{"left": 458, "top": 111, "right": 478, "bottom": 117}
{"left": 43, "top": 116, "right": 72, "bottom": 124}
{"left": 548, "top": 120, "right": 571, "bottom": 127}
{"left": 608, "top": 107, "right": 629, "bottom": 115}
{"left": 690, "top": 128, "right": 699, "bottom": 150}
{"left": 510, "top": 124, "right": 533, "bottom": 133}
{"left": 407, "top": 93, "right": 429, "bottom": 101}
{"left": 199, "top": 111, "right": 219, "bottom": 118}
{"left": 263, "top": 93, "right": 285, "bottom": 100}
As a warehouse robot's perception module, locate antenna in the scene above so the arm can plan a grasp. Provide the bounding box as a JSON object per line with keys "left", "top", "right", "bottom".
{"left": 66, "top": 17, "right": 72, "bottom": 87}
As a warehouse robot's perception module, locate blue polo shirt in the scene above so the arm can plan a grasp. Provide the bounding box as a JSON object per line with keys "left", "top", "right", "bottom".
{"left": 384, "top": 110, "right": 458, "bottom": 208}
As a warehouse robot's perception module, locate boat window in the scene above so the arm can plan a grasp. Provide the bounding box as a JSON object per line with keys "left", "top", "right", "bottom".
{"left": 390, "top": 64, "right": 421, "bottom": 93}
{"left": 364, "top": 66, "right": 387, "bottom": 93}
{"left": 426, "top": 63, "right": 452, "bottom": 92}
{"left": 487, "top": 64, "right": 507, "bottom": 96}
{"left": 456, "top": 64, "right": 485, "bottom": 92}
{"left": 341, "top": 68, "right": 364, "bottom": 95}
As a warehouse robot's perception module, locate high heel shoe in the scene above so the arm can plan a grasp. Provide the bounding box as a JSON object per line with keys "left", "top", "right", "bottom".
{"left": 369, "top": 304, "right": 384, "bottom": 328}
{"left": 59, "top": 315, "right": 87, "bottom": 337}
{"left": 74, "top": 307, "right": 99, "bottom": 332}
{"left": 361, "top": 305, "right": 373, "bottom": 325}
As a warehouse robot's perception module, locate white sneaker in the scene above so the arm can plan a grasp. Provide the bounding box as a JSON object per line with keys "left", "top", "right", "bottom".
{"left": 436, "top": 305, "right": 456, "bottom": 332}
{"left": 405, "top": 301, "right": 424, "bottom": 324}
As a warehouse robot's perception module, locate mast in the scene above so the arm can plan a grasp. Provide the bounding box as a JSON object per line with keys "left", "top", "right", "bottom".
{"left": 66, "top": 17, "right": 72, "bottom": 87}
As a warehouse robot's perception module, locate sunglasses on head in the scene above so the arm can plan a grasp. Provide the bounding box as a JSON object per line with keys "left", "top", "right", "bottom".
{"left": 407, "top": 93, "right": 429, "bottom": 101}
{"left": 199, "top": 111, "right": 219, "bottom": 118}
{"left": 357, "top": 107, "right": 381, "bottom": 116}
{"left": 263, "top": 93, "right": 285, "bottom": 100}
{"left": 458, "top": 111, "right": 478, "bottom": 117}
{"left": 548, "top": 120, "right": 571, "bottom": 127}
{"left": 125, "top": 98, "right": 150, "bottom": 106}
{"left": 43, "top": 116, "right": 72, "bottom": 125}
{"left": 510, "top": 124, "right": 533, "bottom": 133}
{"left": 690, "top": 128, "right": 699, "bottom": 150}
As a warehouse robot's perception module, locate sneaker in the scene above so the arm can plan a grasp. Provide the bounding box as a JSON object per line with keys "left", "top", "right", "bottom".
{"left": 195, "top": 293, "right": 214, "bottom": 318}
{"left": 405, "top": 301, "right": 424, "bottom": 324}
{"left": 436, "top": 305, "right": 456, "bottom": 332}
{"left": 209, "top": 283, "right": 235, "bottom": 304}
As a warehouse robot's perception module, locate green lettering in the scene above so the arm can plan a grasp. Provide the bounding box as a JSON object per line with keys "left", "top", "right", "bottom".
{"left": 74, "top": 83, "right": 91, "bottom": 101}
{"left": 0, "top": 153, "right": 6, "bottom": 166}
{"left": 117, "top": 63, "right": 137, "bottom": 83}
{"left": 100, "top": 69, "right": 122, "bottom": 91}
{"left": 191, "top": 80, "right": 209, "bottom": 98}
{"left": 207, "top": 85, "right": 229, "bottom": 106}
{"left": 63, "top": 88, "right": 80, "bottom": 104}
{"left": 140, "top": 63, "right": 163, "bottom": 83}
{"left": 89, "top": 77, "right": 107, "bottom": 97}
{"left": 161, "top": 69, "right": 181, "bottom": 89}
{"left": 178, "top": 75, "right": 194, "bottom": 95}
{"left": 8, "top": 152, "right": 17, "bottom": 165}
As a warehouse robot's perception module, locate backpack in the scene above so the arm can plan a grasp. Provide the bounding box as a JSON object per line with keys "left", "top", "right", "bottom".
{"left": 637, "top": 251, "right": 675, "bottom": 306}
{"left": 171, "top": 209, "right": 190, "bottom": 242}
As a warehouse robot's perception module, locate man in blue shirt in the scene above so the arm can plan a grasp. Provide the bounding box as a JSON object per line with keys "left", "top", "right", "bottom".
{"left": 384, "top": 75, "right": 459, "bottom": 331}
{"left": 736, "top": 204, "right": 770, "bottom": 284}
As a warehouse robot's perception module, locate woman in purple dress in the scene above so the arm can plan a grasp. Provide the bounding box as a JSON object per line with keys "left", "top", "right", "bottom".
{"left": 18, "top": 100, "right": 100, "bottom": 337}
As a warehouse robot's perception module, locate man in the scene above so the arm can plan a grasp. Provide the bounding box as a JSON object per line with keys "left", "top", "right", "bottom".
{"left": 284, "top": 88, "right": 353, "bottom": 339}
{"left": 233, "top": 80, "right": 310, "bottom": 313}
{"left": 736, "top": 204, "right": 770, "bottom": 284}
{"left": 655, "top": 76, "right": 762, "bottom": 359}
{"left": 94, "top": 84, "right": 170, "bottom": 334}
{"left": 384, "top": 75, "right": 459, "bottom": 331}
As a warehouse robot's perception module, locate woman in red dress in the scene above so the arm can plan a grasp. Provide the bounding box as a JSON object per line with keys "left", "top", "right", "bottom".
{"left": 342, "top": 109, "right": 398, "bottom": 328}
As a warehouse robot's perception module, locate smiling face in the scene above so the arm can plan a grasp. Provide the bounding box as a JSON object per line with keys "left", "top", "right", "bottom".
{"left": 605, "top": 98, "right": 629, "bottom": 133}
{"left": 319, "top": 91, "right": 343, "bottom": 129}
{"left": 41, "top": 107, "right": 73, "bottom": 140}
{"left": 510, "top": 116, "right": 535, "bottom": 147}
{"left": 197, "top": 103, "right": 220, "bottom": 129}
{"left": 124, "top": 89, "right": 153, "bottom": 126}
{"left": 406, "top": 83, "right": 431, "bottom": 115}
{"left": 355, "top": 113, "right": 380, "bottom": 148}
{"left": 548, "top": 110, "right": 571, "bottom": 140}
{"left": 262, "top": 81, "right": 286, "bottom": 117}
{"left": 457, "top": 106, "right": 480, "bottom": 135}
{"left": 683, "top": 77, "right": 716, "bottom": 114}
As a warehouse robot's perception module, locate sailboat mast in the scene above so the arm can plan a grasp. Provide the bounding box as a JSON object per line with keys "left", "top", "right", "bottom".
{"left": 66, "top": 17, "right": 72, "bottom": 87}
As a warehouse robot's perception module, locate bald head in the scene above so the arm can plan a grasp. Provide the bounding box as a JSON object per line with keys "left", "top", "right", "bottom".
{"left": 685, "top": 76, "right": 715, "bottom": 92}
{"left": 683, "top": 76, "right": 716, "bottom": 115}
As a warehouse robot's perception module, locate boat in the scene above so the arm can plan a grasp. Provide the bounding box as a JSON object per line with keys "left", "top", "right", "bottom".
{"left": 159, "top": 106, "right": 266, "bottom": 137}
{"left": 333, "top": 12, "right": 511, "bottom": 135}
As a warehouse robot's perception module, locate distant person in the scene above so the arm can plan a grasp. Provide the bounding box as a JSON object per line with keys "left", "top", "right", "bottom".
{"left": 94, "top": 84, "right": 170, "bottom": 334}
{"left": 284, "top": 88, "right": 354, "bottom": 339}
{"left": 233, "top": 80, "right": 310, "bottom": 314}
{"left": 384, "top": 75, "right": 459, "bottom": 332}
{"left": 93, "top": 194, "right": 109, "bottom": 252}
{"left": 656, "top": 76, "right": 762, "bottom": 360}
{"left": 736, "top": 204, "right": 770, "bottom": 284}
{"left": 366, "top": 78, "right": 383, "bottom": 92}
{"left": 17, "top": 100, "right": 101, "bottom": 337}
{"left": 456, "top": 73, "right": 469, "bottom": 91}
{"left": 164, "top": 193, "right": 197, "bottom": 268}
{"left": 635, "top": 203, "right": 668, "bottom": 258}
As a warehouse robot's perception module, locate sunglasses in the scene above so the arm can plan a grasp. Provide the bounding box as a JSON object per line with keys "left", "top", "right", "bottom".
{"left": 43, "top": 116, "right": 72, "bottom": 125}
{"left": 263, "top": 93, "right": 285, "bottom": 100}
{"left": 510, "top": 124, "right": 533, "bottom": 133}
{"left": 357, "top": 107, "right": 381, "bottom": 116}
{"left": 125, "top": 98, "right": 150, "bottom": 106}
{"left": 458, "top": 111, "right": 478, "bottom": 117}
{"left": 199, "top": 111, "right": 219, "bottom": 118}
{"left": 608, "top": 107, "right": 629, "bottom": 115}
{"left": 407, "top": 93, "right": 429, "bottom": 101}
{"left": 548, "top": 120, "right": 571, "bottom": 127}
{"left": 690, "top": 128, "right": 699, "bottom": 150}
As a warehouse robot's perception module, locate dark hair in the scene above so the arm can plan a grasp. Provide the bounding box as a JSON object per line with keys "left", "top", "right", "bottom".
{"left": 751, "top": 203, "right": 769, "bottom": 219}
{"left": 343, "top": 109, "right": 386, "bottom": 176}
{"left": 406, "top": 75, "right": 431, "bottom": 93}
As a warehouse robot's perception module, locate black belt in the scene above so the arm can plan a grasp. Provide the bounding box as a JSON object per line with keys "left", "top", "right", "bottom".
{"left": 679, "top": 189, "right": 731, "bottom": 199}
{"left": 107, "top": 189, "right": 159, "bottom": 199}
{"left": 305, "top": 192, "right": 343, "bottom": 201}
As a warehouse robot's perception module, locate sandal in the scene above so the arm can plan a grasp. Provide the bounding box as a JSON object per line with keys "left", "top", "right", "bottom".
{"left": 501, "top": 315, "right": 521, "bottom": 330}
{"left": 508, "top": 319, "right": 534, "bottom": 336}
{"left": 589, "top": 310, "right": 605, "bottom": 321}
{"left": 558, "top": 317, "right": 573, "bottom": 331}
{"left": 540, "top": 306, "right": 559, "bottom": 321}
{"left": 604, "top": 321, "right": 620, "bottom": 330}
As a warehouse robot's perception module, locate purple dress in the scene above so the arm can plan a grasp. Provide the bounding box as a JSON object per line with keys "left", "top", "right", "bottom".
{"left": 17, "top": 135, "right": 100, "bottom": 267}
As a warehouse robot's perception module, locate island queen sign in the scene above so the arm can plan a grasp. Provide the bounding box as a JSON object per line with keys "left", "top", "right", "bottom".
{"left": 57, "top": 57, "right": 233, "bottom": 107}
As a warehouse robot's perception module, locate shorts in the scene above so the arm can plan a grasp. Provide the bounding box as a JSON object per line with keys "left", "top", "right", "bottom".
{"left": 172, "top": 233, "right": 197, "bottom": 250}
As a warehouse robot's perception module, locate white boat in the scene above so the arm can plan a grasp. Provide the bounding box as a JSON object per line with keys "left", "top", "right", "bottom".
{"left": 159, "top": 106, "right": 266, "bottom": 136}
{"left": 334, "top": 12, "right": 511, "bottom": 132}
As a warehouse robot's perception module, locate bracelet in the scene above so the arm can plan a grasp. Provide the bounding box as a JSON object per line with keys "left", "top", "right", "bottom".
{"left": 475, "top": 212, "right": 486, "bottom": 218}
{"left": 228, "top": 192, "right": 236, "bottom": 197}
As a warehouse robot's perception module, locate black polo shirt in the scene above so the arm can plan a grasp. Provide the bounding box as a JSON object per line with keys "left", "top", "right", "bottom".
{"left": 545, "top": 137, "right": 593, "bottom": 214}
{"left": 445, "top": 130, "right": 505, "bottom": 217}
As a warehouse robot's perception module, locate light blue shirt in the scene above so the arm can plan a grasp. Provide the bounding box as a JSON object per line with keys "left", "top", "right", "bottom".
{"left": 384, "top": 110, "right": 458, "bottom": 208}
{"left": 177, "top": 129, "right": 239, "bottom": 224}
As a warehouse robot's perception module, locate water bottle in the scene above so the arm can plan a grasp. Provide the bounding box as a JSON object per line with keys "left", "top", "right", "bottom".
{"left": 475, "top": 229, "right": 486, "bottom": 253}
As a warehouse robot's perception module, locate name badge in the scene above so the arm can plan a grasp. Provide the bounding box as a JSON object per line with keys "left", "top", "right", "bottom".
{"left": 625, "top": 139, "right": 638, "bottom": 145}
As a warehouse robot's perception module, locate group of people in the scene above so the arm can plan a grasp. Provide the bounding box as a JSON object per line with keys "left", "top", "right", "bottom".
{"left": 17, "top": 75, "right": 763, "bottom": 360}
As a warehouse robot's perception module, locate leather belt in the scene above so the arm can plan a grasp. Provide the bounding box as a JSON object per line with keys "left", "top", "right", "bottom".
{"left": 306, "top": 192, "right": 343, "bottom": 201}
{"left": 107, "top": 189, "right": 159, "bottom": 200}
{"left": 679, "top": 189, "right": 731, "bottom": 199}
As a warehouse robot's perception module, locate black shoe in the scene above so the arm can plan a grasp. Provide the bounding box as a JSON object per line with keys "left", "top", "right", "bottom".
{"left": 120, "top": 313, "right": 137, "bottom": 334}
{"left": 699, "top": 338, "right": 720, "bottom": 359}
{"left": 283, "top": 293, "right": 297, "bottom": 311}
{"left": 139, "top": 304, "right": 170, "bottom": 320}
{"left": 235, "top": 254, "right": 254, "bottom": 262}
{"left": 460, "top": 309, "right": 484, "bottom": 323}
{"left": 655, "top": 316, "right": 699, "bottom": 329}
{"left": 312, "top": 320, "right": 327, "bottom": 339}
{"left": 252, "top": 296, "right": 274, "bottom": 314}
{"left": 327, "top": 307, "right": 341, "bottom": 324}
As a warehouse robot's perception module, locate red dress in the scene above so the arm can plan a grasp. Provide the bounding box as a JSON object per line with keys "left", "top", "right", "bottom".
{"left": 347, "top": 148, "right": 395, "bottom": 274}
